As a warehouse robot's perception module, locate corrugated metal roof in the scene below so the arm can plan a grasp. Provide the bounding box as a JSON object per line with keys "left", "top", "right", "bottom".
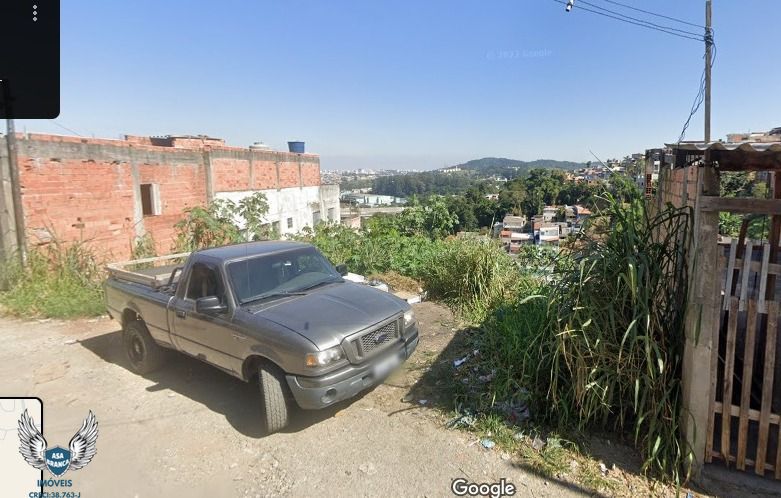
{"left": 666, "top": 141, "right": 781, "bottom": 153}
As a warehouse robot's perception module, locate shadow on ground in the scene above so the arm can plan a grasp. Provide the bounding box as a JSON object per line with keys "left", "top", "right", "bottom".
{"left": 79, "top": 328, "right": 370, "bottom": 438}
{"left": 390, "top": 322, "right": 609, "bottom": 497}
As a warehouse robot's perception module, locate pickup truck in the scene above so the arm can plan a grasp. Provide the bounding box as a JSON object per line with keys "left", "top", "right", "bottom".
{"left": 104, "top": 241, "right": 419, "bottom": 433}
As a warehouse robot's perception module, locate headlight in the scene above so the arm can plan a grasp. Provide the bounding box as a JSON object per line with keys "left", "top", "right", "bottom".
{"left": 305, "top": 346, "right": 345, "bottom": 368}
{"left": 404, "top": 310, "right": 415, "bottom": 327}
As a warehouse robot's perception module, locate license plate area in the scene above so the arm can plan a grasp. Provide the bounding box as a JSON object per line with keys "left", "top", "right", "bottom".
{"left": 373, "top": 352, "right": 402, "bottom": 379}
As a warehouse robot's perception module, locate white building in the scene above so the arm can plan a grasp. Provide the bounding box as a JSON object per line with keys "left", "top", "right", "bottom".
{"left": 217, "top": 184, "right": 340, "bottom": 237}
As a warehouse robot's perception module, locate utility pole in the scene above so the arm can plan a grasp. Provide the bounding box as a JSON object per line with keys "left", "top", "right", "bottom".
{"left": 704, "top": 0, "right": 712, "bottom": 142}
{"left": 2, "top": 82, "right": 27, "bottom": 265}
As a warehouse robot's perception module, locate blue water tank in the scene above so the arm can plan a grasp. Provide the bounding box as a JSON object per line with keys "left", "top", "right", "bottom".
{"left": 288, "top": 141, "right": 305, "bottom": 153}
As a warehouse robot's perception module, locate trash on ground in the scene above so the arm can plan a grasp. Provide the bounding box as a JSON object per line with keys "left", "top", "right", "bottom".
{"left": 453, "top": 355, "right": 469, "bottom": 368}
{"left": 418, "top": 399, "right": 428, "bottom": 405}
{"left": 481, "top": 438, "right": 496, "bottom": 449}
{"left": 599, "top": 462, "right": 608, "bottom": 475}
{"left": 531, "top": 436, "right": 546, "bottom": 451}
{"left": 495, "top": 399, "right": 531, "bottom": 424}
{"left": 446, "top": 413, "right": 476, "bottom": 429}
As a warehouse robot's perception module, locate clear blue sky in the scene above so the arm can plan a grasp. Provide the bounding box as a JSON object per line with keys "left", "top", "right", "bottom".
{"left": 17, "top": 0, "right": 780, "bottom": 170}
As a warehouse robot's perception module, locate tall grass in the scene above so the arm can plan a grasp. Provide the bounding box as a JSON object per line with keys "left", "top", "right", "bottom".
{"left": 0, "top": 240, "right": 105, "bottom": 319}
{"left": 423, "top": 238, "right": 521, "bottom": 323}
{"left": 296, "top": 223, "right": 520, "bottom": 322}
{"left": 545, "top": 196, "right": 691, "bottom": 482}
{"left": 467, "top": 196, "right": 693, "bottom": 483}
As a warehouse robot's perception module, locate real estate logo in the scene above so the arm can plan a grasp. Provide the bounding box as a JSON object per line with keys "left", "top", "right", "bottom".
{"left": 18, "top": 409, "right": 98, "bottom": 477}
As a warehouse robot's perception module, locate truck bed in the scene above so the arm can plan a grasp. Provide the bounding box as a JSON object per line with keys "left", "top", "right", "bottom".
{"left": 106, "top": 252, "right": 190, "bottom": 289}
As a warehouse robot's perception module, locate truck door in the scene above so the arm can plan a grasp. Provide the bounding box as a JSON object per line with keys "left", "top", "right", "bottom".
{"left": 171, "top": 262, "right": 242, "bottom": 374}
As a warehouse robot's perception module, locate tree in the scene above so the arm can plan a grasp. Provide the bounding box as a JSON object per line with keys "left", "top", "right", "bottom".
{"left": 173, "top": 192, "right": 271, "bottom": 251}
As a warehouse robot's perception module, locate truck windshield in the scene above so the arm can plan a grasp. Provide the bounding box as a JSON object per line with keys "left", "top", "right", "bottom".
{"left": 227, "top": 247, "right": 342, "bottom": 305}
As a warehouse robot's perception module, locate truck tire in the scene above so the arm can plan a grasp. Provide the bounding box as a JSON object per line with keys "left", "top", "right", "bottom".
{"left": 123, "top": 320, "right": 166, "bottom": 374}
{"left": 258, "top": 364, "right": 291, "bottom": 433}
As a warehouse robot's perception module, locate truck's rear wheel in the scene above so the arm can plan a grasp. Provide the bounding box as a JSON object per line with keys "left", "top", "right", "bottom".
{"left": 123, "top": 320, "right": 166, "bottom": 374}
{"left": 258, "top": 364, "right": 291, "bottom": 433}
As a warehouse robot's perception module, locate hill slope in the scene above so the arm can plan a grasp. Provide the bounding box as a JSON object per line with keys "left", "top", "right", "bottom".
{"left": 452, "top": 157, "right": 585, "bottom": 176}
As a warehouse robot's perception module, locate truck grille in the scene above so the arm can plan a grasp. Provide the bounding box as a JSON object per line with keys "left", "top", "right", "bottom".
{"left": 347, "top": 318, "right": 402, "bottom": 361}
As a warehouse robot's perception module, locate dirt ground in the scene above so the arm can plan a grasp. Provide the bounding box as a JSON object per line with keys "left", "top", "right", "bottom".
{"left": 0, "top": 302, "right": 771, "bottom": 497}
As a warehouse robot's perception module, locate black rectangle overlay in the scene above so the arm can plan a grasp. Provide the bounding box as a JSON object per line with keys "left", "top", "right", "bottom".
{"left": 0, "top": 1, "right": 60, "bottom": 118}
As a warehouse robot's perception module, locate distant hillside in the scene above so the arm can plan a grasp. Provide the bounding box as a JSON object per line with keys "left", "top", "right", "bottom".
{"left": 368, "top": 157, "right": 586, "bottom": 198}
{"left": 450, "top": 157, "right": 586, "bottom": 178}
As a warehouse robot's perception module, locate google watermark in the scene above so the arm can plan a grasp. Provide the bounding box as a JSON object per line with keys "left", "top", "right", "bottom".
{"left": 451, "top": 478, "right": 516, "bottom": 497}
{"left": 486, "top": 49, "right": 553, "bottom": 60}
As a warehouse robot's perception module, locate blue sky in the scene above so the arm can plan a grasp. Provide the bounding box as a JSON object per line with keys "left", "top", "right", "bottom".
{"left": 17, "top": 0, "right": 781, "bottom": 170}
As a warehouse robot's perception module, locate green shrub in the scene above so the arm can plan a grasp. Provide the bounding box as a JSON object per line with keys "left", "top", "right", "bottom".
{"left": 0, "top": 241, "right": 105, "bottom": 319}
{"left": 470, "top": 196, "right": 692, "bottom": 483}
{"left": 422, "top": 237, "right": 520, "bottom": 323}
{"left": 544, "top": 196, "right": 692, "bottom": 482}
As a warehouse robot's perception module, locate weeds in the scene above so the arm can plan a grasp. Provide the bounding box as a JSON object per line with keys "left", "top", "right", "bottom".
{"left": 0, "top": 240, "right": 105, "bottom": 318}
{"left": 461, "top": 196, "right": 693, "bottom": 484}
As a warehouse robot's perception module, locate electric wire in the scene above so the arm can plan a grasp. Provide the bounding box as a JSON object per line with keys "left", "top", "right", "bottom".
{"left": 600, "top": 0, "right": 706, "bottom": 29}
{"left": 578, "top": 0, "right": 703, "bottom": 38}
{"left": 49, "top": 120, "right": 83, "bottom": 137}
{"left": 550, "top": 0, "right": 704, "bottom": 42}
{"left": 677, "top": 41, "right": 716, "bottom": 143}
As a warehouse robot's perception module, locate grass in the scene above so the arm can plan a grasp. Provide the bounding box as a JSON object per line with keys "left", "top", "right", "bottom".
{"left": 461, "top": 412, "right": 618, "bottom": 494}
{"left": 0, "top": 240, "right": 105, "bottom": 319}
{"left": 443, "top": 196, "right": 694, "bottom": 486}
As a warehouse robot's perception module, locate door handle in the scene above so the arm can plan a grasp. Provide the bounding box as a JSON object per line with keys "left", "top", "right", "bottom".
{"left": 232, "top": 334, "right": 246, "bottom": 341}
{"left": 176, "top": 310, "right": 186, "bottom": 319}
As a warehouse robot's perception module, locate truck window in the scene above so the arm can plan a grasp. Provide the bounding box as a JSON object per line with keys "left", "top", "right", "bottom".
{"left": 228, "top": 247, "right": 340, "bottom": 305}
{"left": 186, "top": 263, "right": 226, "bottom": 302}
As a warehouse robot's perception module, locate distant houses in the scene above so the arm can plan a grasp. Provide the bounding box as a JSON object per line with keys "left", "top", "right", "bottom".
{"left": 499, "top": 205, "right": 591, "bottom": 252}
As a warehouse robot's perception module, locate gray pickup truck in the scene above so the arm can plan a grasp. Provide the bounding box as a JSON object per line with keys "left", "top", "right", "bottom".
{"left": 104, "top": 241, "right": 418, "bottom": 432}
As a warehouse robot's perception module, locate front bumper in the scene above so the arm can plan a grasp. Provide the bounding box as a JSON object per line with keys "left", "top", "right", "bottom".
{"left": 286, "top": 326, "right": 419, "bottom": 410}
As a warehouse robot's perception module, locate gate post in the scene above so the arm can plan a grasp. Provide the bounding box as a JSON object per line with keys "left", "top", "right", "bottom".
{"left": 681, "top": 158, "right": 720, "bottom": 480}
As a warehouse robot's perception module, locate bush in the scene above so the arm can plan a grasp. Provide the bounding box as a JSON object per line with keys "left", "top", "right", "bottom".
{"left": 295, "top": 223, "right": 521, "bottom": 322}
{"left": 0, "top": 240, "right": 105, "bottom": 319}
{"left": 422, "top": 238, "right": 520, "bottom": 323}
{"left": 470, "top": 196, "right": 693, "bottom": 483}
{"left": 545, "top": 197, "right": 692, "bottom": 482}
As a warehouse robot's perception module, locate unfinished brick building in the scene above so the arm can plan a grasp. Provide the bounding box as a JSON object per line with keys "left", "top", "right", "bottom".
{"left": 0, "top": 133, "right": 340, "bottom": 260}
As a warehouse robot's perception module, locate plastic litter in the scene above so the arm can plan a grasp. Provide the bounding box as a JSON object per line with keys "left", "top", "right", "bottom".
{"left": 446, "top": 413, "right": 476, "bottom": 429}
{"left": 453, "top": 356, "right": 469, "bottom": 368}
{"left": 531, "top": 436, "right": 546, "bottom": 451}
{"left": 481, "top": 439, "right": 496, "bottom": 449}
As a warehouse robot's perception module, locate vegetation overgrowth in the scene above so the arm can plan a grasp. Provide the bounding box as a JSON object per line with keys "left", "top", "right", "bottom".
{"left": 1, "top": 180, "right": 695, "bottom": 486}
{"left": 0, "top": 239, "right": 105, "bottom": 318}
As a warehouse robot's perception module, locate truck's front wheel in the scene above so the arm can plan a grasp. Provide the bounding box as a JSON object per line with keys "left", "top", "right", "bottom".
{"left": 123, "top": 320, "right": 166, "bottom": 374}
{"left": 258, "top": 364, "right": 291, "bottom": 433}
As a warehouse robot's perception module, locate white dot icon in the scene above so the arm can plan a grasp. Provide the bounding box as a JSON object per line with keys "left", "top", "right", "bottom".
{"left": 33, "top": 17, "right": 37, "bottom": 21}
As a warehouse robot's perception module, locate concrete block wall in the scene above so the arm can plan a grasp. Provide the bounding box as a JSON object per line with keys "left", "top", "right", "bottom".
{"left": 7, "top": 133, "right": 323, "bottom": 260}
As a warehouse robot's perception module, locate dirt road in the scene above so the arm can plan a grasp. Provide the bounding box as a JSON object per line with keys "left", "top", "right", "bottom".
{"left": 0, "top": 302, "right": 594, "bottom": 497}
{"left": 4, "top": 302, "right": 768, "bottom": 498}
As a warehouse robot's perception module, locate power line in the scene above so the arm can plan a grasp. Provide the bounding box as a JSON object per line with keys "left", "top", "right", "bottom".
{"left": 578, "top": 0, "right": 703, "bottom": 38}
{"left": 677, "top": 42, "right": 716, "bottom": 143}
{"left": 550, "top": 0, "right": 703, "bottom": 42}
{"left": 551, "top": 0, "right": 703, "bottom": 41}
{"left": 49, "top": 120, "right": 83, "bottom": 137}
{"left": 600, "top": 0, "right": 705, "bottom": 29}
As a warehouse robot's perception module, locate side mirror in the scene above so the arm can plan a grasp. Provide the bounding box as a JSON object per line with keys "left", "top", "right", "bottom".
{"left": 335, "top": 264, "right": 348, "bottom": 276}
{"left": 196, "top": 296, "right": 228, "bottom": 314}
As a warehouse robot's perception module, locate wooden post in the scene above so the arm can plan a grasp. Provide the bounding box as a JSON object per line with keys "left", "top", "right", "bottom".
{"left": 682, "top": 154, "right": 720, "bottom": 479}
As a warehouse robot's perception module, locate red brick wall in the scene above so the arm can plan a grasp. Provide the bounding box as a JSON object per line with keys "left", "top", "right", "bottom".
{"left": 213, "top": 157, "right": 251, "bottom": 192}
{"left": 19, "top": 156, "right": 137, "bottom": 259}
{"left": 14, "top": 133, "right": 321, "bottom": 260}
{"left": 138, "top": 162, "right": 206, "bottom": 255}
